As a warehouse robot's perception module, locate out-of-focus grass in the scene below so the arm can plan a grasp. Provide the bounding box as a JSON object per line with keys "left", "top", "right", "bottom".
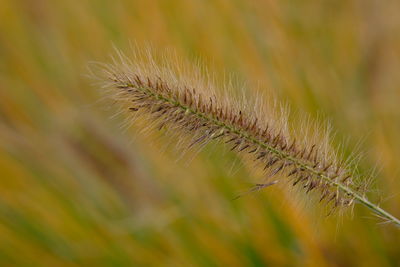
{"left": 1, "top": 0, "right": 400, "bottom": 266}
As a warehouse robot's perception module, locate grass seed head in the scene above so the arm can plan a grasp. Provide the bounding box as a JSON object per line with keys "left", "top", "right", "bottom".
{"left": 92, "top": 48, "right": 364, "bottom": 211}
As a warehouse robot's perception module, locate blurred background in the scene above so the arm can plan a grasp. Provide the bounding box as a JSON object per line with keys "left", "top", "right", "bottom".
{"left": 1, "top": 0, "right": 400, "bottom": 266}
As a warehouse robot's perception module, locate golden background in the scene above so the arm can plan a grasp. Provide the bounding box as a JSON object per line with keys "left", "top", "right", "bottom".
{"left": 1, "top": 0, "right": 400, "bottom": 266}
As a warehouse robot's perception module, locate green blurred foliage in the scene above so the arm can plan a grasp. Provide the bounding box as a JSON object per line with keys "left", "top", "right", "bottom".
{"left": 0, "top": 0, "right": 400, "bottom": 266}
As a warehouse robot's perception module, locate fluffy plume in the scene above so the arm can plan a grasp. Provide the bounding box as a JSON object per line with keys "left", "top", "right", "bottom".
{"left": 91, "top": 48, "right": 400, "bottom": 226}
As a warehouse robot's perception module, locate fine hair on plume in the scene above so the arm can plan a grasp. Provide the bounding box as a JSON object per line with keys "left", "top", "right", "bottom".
{"left": 91, "top": 47, "right": 400, "bottom": 227}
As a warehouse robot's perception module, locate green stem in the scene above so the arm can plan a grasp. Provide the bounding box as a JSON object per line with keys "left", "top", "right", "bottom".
{"left": 335, "top": 181, "right": 400, "bottom": 227}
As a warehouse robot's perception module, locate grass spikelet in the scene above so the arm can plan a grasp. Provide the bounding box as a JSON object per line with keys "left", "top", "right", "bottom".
{"left": 92, "top": 48, "right": 400, "bottom": 227}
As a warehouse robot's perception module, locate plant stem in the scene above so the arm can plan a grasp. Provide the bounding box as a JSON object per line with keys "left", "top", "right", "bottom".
{"left": 335, "top": 181, "right": 400, "bottom": 227}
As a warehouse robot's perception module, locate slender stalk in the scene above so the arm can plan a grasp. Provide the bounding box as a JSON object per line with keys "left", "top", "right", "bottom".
{"left": 335, "top": 182, "right": 400, "bottom": 227}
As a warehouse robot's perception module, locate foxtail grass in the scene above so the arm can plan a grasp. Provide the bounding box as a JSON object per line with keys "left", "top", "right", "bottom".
{"left": 92, "top": 49, "right": 400, "bottom": 227}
